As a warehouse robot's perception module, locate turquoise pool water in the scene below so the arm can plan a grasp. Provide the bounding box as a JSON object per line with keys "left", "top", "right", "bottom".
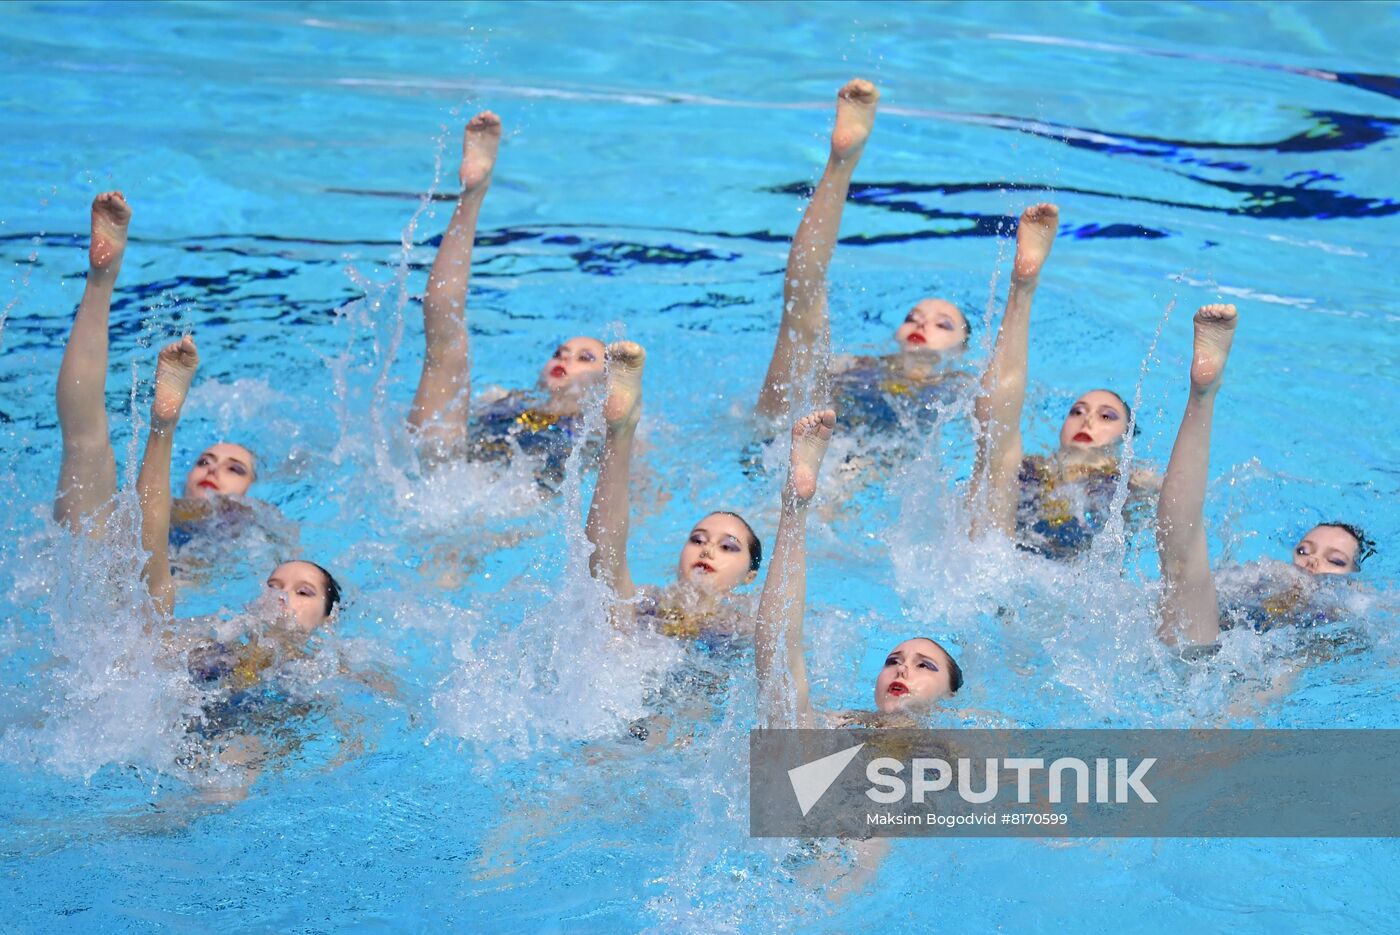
{"left": 2, "top": 1, "right": 1398, "bottom": 930}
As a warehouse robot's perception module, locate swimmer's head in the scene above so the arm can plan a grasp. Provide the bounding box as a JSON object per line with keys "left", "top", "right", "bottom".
{"left": 539, "top": 336, "right": 605, "bottom": 397}
{"left": 894, "top": 299, "right": 969, "bottom": 354}
{"left": 266, "top": 560, "right": 341, "bottom": 633}
{"left": 875, "top": 637, "right": 962, "bottom": 714}
{"left": 677, "top": 511, "right": 761, "bottom": 593}
{"left": 183, "top": 442, "right": 257, "bottom": 499}
{"left": 1293, "top": 523, "right": 1372, "bottom": 575}
{"left": 1058, "top": 389, "right": 1134, "bottom": 452}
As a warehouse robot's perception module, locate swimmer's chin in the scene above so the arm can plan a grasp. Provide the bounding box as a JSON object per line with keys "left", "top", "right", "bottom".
{"left": 876, "top": 695, "right": 935, "bottom": 716}
{"left": 540, "top": 372, "right": 601, "bottom": 396}
{"left": 678, "top": 568, "right": 731, "bottom": 594}
{"left": 682, "top": 567, "right": 715, "bottom": 587}
{"left": 895, "top": 343, "right": 963, "bottom": 362}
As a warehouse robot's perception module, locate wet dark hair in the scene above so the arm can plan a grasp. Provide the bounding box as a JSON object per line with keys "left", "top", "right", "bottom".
{"left": 713, "top": 511, "right": 763, "bottom": 572}
{"left": 916, "top": 636, "right": 964, "bottom": 694}
{"left": 302, "top": 560, "right": 342, "bottom": 617}
{"left": 1318, "top": 522, "right": 1376, "bottom": 571}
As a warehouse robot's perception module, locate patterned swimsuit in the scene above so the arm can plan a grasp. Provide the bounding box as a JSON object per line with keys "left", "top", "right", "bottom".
{"left": 1015, "top": 456, "right": 1132, "bottom": 560}
{"left": 829, "top": 359, "right": 971, "bottom": 433}
{"left": 468, "top": 392, "right": 587, "bottom": 490}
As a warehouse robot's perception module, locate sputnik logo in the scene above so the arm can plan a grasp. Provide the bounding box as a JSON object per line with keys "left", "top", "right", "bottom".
{"left": 787, "top": 743, "right": 865, "bottom": 817}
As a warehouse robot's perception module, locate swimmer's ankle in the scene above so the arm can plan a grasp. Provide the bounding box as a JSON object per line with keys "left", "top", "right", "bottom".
{"left": 459, "top": 110, "right": 502, "bottom": 194}
{"left": 830, "top": 78, "right": 878, "bottom": 163}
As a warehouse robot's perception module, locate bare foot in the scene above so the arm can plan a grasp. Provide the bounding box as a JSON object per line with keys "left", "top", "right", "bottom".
{"left": 603, "top": 341, "right": 645, "bottom": 433}
{"left": 831, "top": 79, "right": 879, "bottom": 162}
{"left": 90, "top": 191, "right": 131, "bottom": 275}
{"left": 1189, "top": 303, "right": 1238, "bottom": 392}
{"left": 460, "top": 111, "right": 503, "bottom": 193}
{"left": 788, "top": 409, "right": 836, "bottom": 503}
{"left": 1011, "top": 202, "right": 1059, "bottom": 283}
{"left": 152, "top": 336, "right": 200, "bottom": 425}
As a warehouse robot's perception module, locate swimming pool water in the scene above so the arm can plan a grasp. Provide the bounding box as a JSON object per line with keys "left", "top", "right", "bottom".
{"left": 2, "top": 1, "right": 1399, "bottom": 931}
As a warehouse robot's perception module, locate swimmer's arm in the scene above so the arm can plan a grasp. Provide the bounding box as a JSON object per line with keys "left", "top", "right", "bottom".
{"left": 337, "top": 659, "right": 401, "bottom": 700}
{"left": 755, "top": 487, "right": 816, "bottom": 729}
{"left": 827, "top": 839, "right": 889, "bottom": 903}
{"left": 1226, "top": 663, "right": 1303, "bottom": 719}
{"left": 208, "top": 734, "right": 264, "bottom": 804}
{"left": 324, "top": 713, "right": 368, "bottom": 771}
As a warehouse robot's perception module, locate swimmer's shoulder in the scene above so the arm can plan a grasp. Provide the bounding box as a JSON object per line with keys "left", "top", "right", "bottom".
{"left": 172, "top": 494, "right": 277, "bottom": 528}
{"left": 1127, "top": 466, "right": 1162, "bottom": 494}
{"left": 830, "top": 353, "right": 866, "bottom": 376}
{"left": 471, "top": 389, "right": 537, "bottom": 436}
{"left": 1019, "top": 453, "right": 1052, "bottom": 482}
{"left": 475, "top": 385, "right": 513, "bottom": 407}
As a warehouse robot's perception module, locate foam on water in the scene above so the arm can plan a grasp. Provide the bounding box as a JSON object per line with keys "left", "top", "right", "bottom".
{"left": 0, "top": 504, "right": 199, "bottom": 781}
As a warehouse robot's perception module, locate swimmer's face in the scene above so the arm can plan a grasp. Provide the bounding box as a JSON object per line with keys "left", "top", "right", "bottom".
{"left": 676, "top": 513, "right": 758, "bottom": 593}
{"left": 266, "top": 561, "right": 335, "bottom": 633}
{"left": 875, "top": 638, "right": 954, "bottom": 713}
{"left": 183, "top": 442, "right": 256, "bottom": 499}
{"left": 894, "top": 299, "right": 967, "bottom": 354}
{"left": 1292, "top": 525, "right": 1360, "bottom": 576}
{"left": 1058, "top": 390, "right": 1129, "bottom": 451}
{"left": 539, "top": 337, "right": 605, "bottom": 396}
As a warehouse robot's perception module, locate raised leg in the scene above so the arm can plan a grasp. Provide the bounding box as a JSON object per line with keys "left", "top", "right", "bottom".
{"left": 54, "top": 191, "right": 131, "bottom": 532}
{"left": 585, "top": 341, "right": 646, "bottom": 602}
{"left": 409, "top": 111, "right": 502, "bottom": 463}
{"left": 1156, "top": 304, "right": 1238, "bottom": 647}
{"left": 755, "top": 409, "right": 835, "bottom": 728}
{"left": 756, "top": 80, "right": 878, "bottom": 421}
{"left": 139, "top": 336, "right": 200, "bottom": 617}
{"left": 968, "top": 202, "right": 1058, "bottom": 537}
